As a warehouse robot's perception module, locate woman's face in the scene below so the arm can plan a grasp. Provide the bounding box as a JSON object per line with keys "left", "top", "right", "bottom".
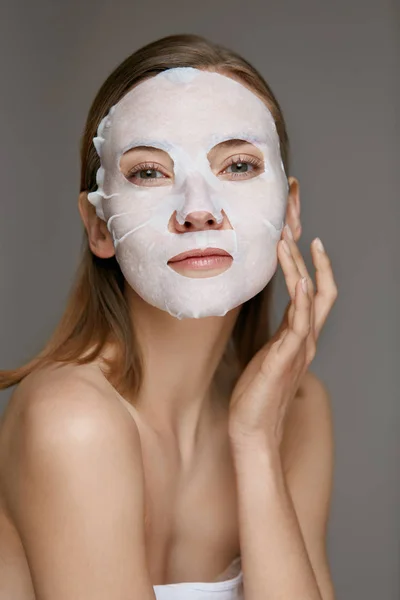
{"left": 88, "top": 68, "right": 288, "bottom": 319}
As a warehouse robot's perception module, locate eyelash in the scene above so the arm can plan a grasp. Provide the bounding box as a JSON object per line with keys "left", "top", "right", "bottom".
{"left": 125, "top": 155, "right": 263, "bottom": 184}
{"left": 221, "top": 154, "right": 263, "bottom": 178}
{"left": 126, "top": 162, "right": 168, "bottom": 183}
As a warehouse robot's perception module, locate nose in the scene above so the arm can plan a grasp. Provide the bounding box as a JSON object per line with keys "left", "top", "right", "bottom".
{"left": 173, "top": 210, "right": 223, "bottom": 232}
{"left": 168, "top": 171, "right": 233, "bottom": 233}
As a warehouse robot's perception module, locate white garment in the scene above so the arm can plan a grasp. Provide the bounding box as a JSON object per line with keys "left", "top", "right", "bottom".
{"left": 153, "top": 556, "right": 244, "bottom": 599}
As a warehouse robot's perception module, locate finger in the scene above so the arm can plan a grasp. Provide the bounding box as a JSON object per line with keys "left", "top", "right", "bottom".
{"left": 281, "top": 227, "right": 316, "bottom": 346}
{"left": 291, "top": 277, "right": 312, "bottom": 341}
{"left": 283, "top": 226, "right": 320, "bottom": 347}
{"left": 278, "top": 277, "right": 311, "bottom": 359}
{"left": 278, "top": 238, "right": 302, "bottom": 301}
{"left": 283, "top": 224, "right": 315, "bottom": 296}
{"left": 273, "top": 302, "right": 291, "bottom": 340}
{"left": 311, "top": 238, "right": 338, "bottom": 337}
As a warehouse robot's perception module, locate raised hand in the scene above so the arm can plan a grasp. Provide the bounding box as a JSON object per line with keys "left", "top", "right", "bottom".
{"left": 228, "top": 224, "right": 338, "bottom": 448}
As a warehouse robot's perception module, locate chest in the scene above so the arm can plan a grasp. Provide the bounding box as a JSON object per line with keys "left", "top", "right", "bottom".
{"left": 140, "top": 428, "right": 241, "bottom": 585}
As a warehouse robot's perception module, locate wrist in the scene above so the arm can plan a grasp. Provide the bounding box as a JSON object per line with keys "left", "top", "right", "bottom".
{"left": 229, "top": 432, "right": 282, "bottom": 469}
{"left": 230, "top": 438, "right": 287, "bottom": 500}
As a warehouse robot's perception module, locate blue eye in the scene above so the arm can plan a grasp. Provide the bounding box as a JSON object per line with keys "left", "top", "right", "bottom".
{"left": 130, "top": 168, "right": 164, "bottom": 180}
{"left": 226, "top": 162, "right": 253, "bottom": 174}
{"left": 221, "top": 155, "right": 263, "bottom": 179}
{"left": 125, "top": 162, "right": 170, "bottom": 186}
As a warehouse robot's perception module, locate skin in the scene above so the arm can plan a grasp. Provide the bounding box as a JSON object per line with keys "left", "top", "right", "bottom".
{"left": 0, "top": 143, "right": 337, "bottom": 599}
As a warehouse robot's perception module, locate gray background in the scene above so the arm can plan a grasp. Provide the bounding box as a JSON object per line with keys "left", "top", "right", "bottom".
{"left": 0, "top": 1, "right": 398, "bottom": 598}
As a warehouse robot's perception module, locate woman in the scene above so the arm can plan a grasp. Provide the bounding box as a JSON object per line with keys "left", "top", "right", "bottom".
{"left": 0, "top": 34, "right": 337, "bottom": 600}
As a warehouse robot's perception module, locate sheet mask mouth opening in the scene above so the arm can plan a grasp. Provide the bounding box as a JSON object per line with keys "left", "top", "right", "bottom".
{"left": 167, "top": 247, "right": 234, "bottom": 278}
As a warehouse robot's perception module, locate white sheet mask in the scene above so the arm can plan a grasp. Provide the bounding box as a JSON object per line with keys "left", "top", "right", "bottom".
{"left": 88, "top": 68, "right": 288, "bottom": 319}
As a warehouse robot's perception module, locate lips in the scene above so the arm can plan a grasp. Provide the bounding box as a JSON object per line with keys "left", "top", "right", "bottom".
{"left": 168, "top": 247, "right": 233, "bottom": 263}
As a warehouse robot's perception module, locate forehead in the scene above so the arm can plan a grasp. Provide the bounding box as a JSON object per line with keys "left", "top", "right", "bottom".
{"left": 106, "top": 68, "right": 279, "bottom": 154}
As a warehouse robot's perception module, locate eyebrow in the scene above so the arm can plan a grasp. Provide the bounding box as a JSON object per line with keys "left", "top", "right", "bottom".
{"left": 208, "top": 138, "right": 267, "bottom": 154}
{"left": 122, "top": 145, "right": 169, "bottom": 155}
{"left": 206, "top": 139, "right": 265, "bottom": 160}
{"left": 215, "top": 138, "right": 258, "bottom": 148}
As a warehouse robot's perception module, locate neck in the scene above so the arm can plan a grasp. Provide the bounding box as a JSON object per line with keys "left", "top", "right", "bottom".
{"left": 126, "top": 288, "right": 240, "bottom": 455}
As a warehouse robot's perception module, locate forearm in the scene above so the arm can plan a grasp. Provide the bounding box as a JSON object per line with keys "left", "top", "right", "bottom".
{"left": 231, "top": 438, "right": 323, "bottom": 600}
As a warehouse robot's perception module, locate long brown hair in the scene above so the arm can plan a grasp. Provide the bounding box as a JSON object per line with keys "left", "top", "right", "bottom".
{"left": 0, "top": 34, "right": 289, "bottom": 399}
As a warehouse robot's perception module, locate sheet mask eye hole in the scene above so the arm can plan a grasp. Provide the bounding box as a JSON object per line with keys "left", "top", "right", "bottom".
{"left": 208, "top": 140, "right": 264, "bottom": 181}
{"left": 119, "top": 146, "right": 174, "bottom": 187}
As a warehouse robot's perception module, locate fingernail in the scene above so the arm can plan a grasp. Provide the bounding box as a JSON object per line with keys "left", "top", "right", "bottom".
{"left": 284, "top": 224, "right": 293, "bottom": 240}
{"left": 282, "top": 239, "right": 291, "bottom": 255}
{"left": 301, "top": 277, "right": 308, "bottom": 293}
{"left": 315, "top": 237, "right": 324, "bottom": 253}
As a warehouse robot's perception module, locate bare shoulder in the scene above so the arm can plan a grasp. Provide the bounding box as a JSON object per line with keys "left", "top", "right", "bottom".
{"left": 0, "top": 363, "right": 155, "bottom": 599}
{"left": 2, "top": 361, "right": 137, "bottom": 430}
{"left": 281, "top": 370, "right": 334, "bottom": 475}
{"left": 0, "top": 362, "right": 142, "bottom": 505}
